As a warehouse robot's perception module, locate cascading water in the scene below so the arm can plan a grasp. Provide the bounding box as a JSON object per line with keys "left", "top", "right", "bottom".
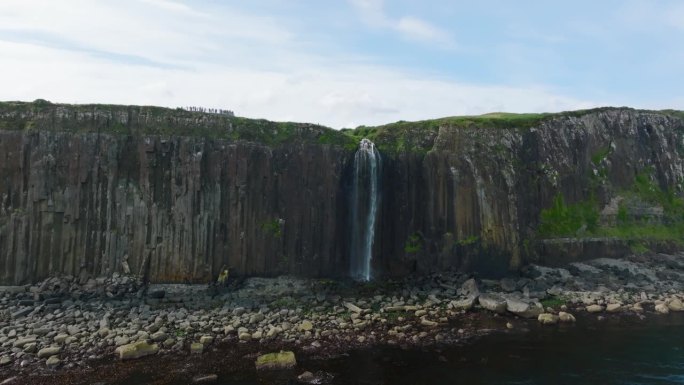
{"left": 349, "top": 138, "right": 381, "bottom": 281}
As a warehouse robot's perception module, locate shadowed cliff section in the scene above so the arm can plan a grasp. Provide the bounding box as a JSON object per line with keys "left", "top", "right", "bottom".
{"left": 0, "top": 101, "right": 683, "bottom": 284}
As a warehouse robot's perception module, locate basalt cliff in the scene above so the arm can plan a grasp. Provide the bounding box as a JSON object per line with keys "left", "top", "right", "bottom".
{"left": 0, "top": 101, "right": 682, "bottom": 285}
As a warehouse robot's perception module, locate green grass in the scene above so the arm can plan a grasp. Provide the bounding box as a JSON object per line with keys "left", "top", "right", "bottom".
{"left": 537, "top": 193, "right": 599, "bottom": 237}
{"left": 404, "top": 233, "right": 423, "bottom": 253}
{"left": 540, "top": 296, "right": 566, "bottom": 308}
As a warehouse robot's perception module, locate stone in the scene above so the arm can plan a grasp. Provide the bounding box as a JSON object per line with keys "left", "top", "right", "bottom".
{"left": 46, "top": 356, "right": 61, "bottom": 368}
{"left": 37, "top": 346, "right": 61, "bottom": 358}
{"left": 239, "top": 332, "right": 252, "bottom": 341}
{"left": 606, "top": 303, "right": 622, "bottom": 313}
{"left": 450, "top": 296, "right": 477, "bottom": 311}
{"left": 298, "top": 371, "right": 315, "bottom": 382}
{"left": 667, "top": 298, "right": 684, "bottom": 312}
{"left": 478, "top": 294, "right": 507, "bottom": 314}
{"left": 300, "top": 320, "right": 313, "bottom": 332}
{"left": 0, "top": 356, "right": 11, "bottom": 366}
{"left": 199, "top": 335, "right": 213, "bottom": 345}
{"left": 460, "top": 278, "right": 479, "bottom": 297}
{"left": 538, "top": 313, "right": 559, "bottom": 325}
{"left": 151, "top": 331, "right": 167, "bottom": 342}
{"left": 54, "top": 334, "right": 69, "bottom": 344}
{"left": 344, "top": 303, "right": 362, "bottom": 313}
{"left": 115, "top": 341, "right": 159, "bottom": 360}
{"left": 420, "top": 318, "right": 438, "bottom": 327}
{"left": 558, "top": 312, "right": 576, "bottom": 323}
{"left": 415, "top": 309, "right": 427, "bottom": 317}
{"left": 506, "top": 299, "right": 543, "bottom": 319}
{"left": 11, "top": 308, "right": 32, "bottom": 319}
{"left": 255, "top": 351, "right": 297, "bottom": 371}
{"left": 251, "top": 331, "right": 263, "bottom": 340}
{"left": 190, "top": 342, "right": 204, "bottom": 354}
{"left": 655, "top": 303, "right": 670, "bottom": 314}
{"left": 12, "top": 337, "right": 36, "bottom": 348}
{"left": 192, "top": 374, "right": 218, "bottom": 383}
{"left": 586, "top": 305, "right": 604, "bottom": 313}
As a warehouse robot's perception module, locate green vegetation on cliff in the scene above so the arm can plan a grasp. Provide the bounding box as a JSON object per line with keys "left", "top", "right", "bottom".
{"left": 0, "top": 100, "right": 357, "bottom": 150}
{"left": 538, "top": 168, "right": 684, "bottom": 246}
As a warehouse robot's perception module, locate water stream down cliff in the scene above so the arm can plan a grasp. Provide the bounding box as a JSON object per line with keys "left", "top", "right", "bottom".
{"left": 349, "top": 139, "right": 381, "bottom": 281}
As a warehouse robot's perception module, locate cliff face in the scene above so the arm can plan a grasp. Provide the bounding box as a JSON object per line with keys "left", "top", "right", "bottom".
{"left": 373, "top": 110, "right": 684, "bottom": 277}
{"left": 0, "top": 102, "right": 682, "bottom": 284}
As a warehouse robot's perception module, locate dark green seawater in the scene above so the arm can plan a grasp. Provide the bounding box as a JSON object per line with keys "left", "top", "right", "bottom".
{"left": 117, "top": 313, "right": 684, "bottom": 385}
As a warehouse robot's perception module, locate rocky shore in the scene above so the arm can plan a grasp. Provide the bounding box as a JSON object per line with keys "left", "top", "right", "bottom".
{"left": 1, "top": 252, "right": 683, "bottom": 384}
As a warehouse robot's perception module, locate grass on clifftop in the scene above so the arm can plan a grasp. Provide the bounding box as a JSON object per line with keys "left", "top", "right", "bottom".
{"left": 0, "top": 100, "right": 358, "bottom": 150}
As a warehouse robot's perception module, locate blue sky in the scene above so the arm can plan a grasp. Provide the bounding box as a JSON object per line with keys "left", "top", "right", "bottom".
{"left": 0, "top": 0, "right": 682, "bottom": 127}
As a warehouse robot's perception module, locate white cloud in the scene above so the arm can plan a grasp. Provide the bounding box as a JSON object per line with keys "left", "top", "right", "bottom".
{"left": 0, "top": 0, "right": 603, "bottom": 128}
{"left": 348, "top": 0, "right": 456, "bottom": 48}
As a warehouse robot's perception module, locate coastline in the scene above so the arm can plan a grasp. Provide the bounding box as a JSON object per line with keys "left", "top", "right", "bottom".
{"left": 1, "top": 252, "right": 683, "bottom": 384}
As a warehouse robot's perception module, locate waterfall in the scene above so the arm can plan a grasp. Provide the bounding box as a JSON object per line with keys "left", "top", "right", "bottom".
{"left": 350, "top": 138, "right": 381, "bottom": 281}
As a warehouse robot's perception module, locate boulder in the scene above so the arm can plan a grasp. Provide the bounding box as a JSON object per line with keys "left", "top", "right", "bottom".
{"left": 115, "top": 341, "right": 159, "bottom": 360}
{"left": 0, "top": 356, "right": 11, "bottom": 366}
{"left": 586, "top": 305, "right": 604, "bottom": 313}
{"left": 538, "top": 313, "right": 559, "bottom": 325}
{"left": 37, "top": 346, "right": 60, "bottom": 359}
{"left": 655, "top": 303, "right": 670, "bottom": 314}
{"left": 478, "top": 294, "right": 507, "bottom": 314}
{"left": 506, "top": 299, "right": 543, "bottom": 318}
{"left": 190, "top": 342, "right": 204, "bottom": 354}
{"left": 300, "top": 320, "right": 313, "bottom": 332}
{"left": 255, "top": 351, "right": 297, "bottom": 371}
{"left": 344, "top": 303, "right": 362, "bottom": 313}
{"left": 460, "top": 278, "right": 479, "bottom": 297}
{"left": 450, "top": 296, "right": 477, "bottom": 311}
{"left": 558, "top": 312, "right": 576, "bottom": 323}
{"left": 46, "top": 356, "right": 60, "bottom": 368}
{"left": 667, "top": 298, "right": 684, "bottom": 312}
{"left": 606, "top": 303, "right": 622, "bottom": 313}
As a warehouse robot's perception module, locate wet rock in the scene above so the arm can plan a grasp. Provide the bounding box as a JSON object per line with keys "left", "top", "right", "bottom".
{"left": 37, "top": 346, "right": 61, "bottom": 358}
{"left": 655, "top": 303, "right": 670, "bottom": 314}
{"left": 300, "top": 320, "right": 313, "bottom": 332}
{"left": 450, "top": 296, "right": 477, "bottom": 311}
{"left": 255, "top": 351, "right": 297, "bottom": 371}
{"left": 538, "top": 313, "right": 559, "bottom": 325}
{"left": 586, "top": 305, "right": 604, "bottom": 313}
{"left": 506, "top": 299, "right": 543, "bottom": 319}
{"left": 11, "top": 308, "right": 32, "bottom": 319}
{"left": 45, "top": 356, "right": 60, "bottom": 368}
{"left": 12, "top": 337, "right": 36, "bottom": 348}
{"left": 199, "top": 336, "right": 213, "bottom": 345}
{"left": 344, "top": 303, "right": 362, "bottom": 313}
{"left": 420, "top": 318, "right": 438, "bottom": 327}
{"left": 558, "top": 312, "right": 576, "bottom": 323}
{"left": 606, "top": 303, "right": 622, "bottom": 313}
{"left": 0, "top": 356, "right": 11, "bottom": 366}
{"left": 478, "top": 294, "right": 507, "bottom": 314}
{"left": 667, "top": 298, "right": 684, "bottom": 312}
{"left": 238, "top": 332, "right": 252, "bottom": 341}
{"left": 460, "top": 278, "right": 480, "bottom": 297}
{"left": 190, "top": 342, "right": 204, "bottom": 354}
{"left": 298, "top": 371, "right": 315, "bottom": 382}
{"left": 115, "top": 341, "right": 159, "bottom": 360}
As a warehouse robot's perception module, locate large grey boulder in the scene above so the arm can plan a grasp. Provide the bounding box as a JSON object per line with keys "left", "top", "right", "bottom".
{"left": 478, "top": 294, "right": 507, "bottom": 314}
{"left": 506, "top": 299, "right": 543, "bottom": 318}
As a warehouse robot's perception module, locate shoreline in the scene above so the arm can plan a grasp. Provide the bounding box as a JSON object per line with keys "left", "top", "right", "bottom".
{"left": 1, "top": 252, "right": 683, "bottom": 384}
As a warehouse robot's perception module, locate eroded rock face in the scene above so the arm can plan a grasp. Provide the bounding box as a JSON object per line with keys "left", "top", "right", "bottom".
{"left": 0, "top": 105, "right": 683, "bottom": 284}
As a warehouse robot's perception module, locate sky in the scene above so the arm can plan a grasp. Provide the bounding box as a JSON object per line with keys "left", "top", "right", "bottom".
{"left": 0, "top": 0, "right": 682, "bottom": 128}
